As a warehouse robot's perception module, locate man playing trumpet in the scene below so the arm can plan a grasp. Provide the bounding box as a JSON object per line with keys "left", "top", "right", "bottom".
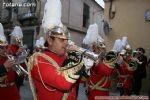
{"left": 81, "top": 23, "right": 117, "bottom": 100}
{"left": 0, "top": 23, "right": 20, "bottom": 100}
{"left": 9, "top": 26, "right": 28, "bottom": 90}
{"left": 28, "top": 0, "right": 85, "bottom": 100}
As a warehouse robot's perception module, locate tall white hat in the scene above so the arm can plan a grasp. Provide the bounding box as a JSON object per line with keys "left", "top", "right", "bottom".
{"left": 121, "top": 36, "right": 132, "bottom": 50}
{"left": 35, "top": 37, "right": 45, "bottom": 48}
{"left": 112, "top": 39, "right": 123, "bottom": 53}
{"left": 42, "top": 0, "right": 62, "bottom": 32}
{"left": 10, "top": 26, "right": 23, "bottom": 39}
{"left": 121, "top": 36, "right": 128, "bottom": 47}
{"left": 42, "top": 0, "right": 69, "bottom": 39}
{"left": 83, "top": 23, "right": 105, "bottom": 48}
{"left": 0, "top": 23, "right": 8, "bottom": 46}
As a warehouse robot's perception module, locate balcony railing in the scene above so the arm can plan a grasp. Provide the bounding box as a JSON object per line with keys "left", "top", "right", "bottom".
{"left": 18, "top": 11, "right": 38, "bottom": 21}
{"left": 18, "top": 11, "right": 39, "bottom": 25}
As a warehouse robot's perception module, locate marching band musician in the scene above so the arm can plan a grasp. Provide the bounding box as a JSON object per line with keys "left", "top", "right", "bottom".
{"left": 116, "top": 37, "right": 137, "bottom": 96}
{"left": 82, "top": 23, "right": 106, "bottom": 76}
{"left": 77, "top": 24, "right": 104, "bottom": 99}
{"left": 84, "top": 24, "right": 118, "bottom": 100}
{"left": 0, "top": 23, "right": 20, "bottom": 100}
{"left": 88, "top": 48, "right": 118, "bottom": 99}
{"left": 27, "top": 0, "right": 85, "bottom": 100}
{"left": 10, "top": 26, "right": 28, "bottom": 90}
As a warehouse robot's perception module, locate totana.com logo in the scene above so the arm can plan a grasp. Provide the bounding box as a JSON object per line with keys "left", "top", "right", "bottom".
{"left": 3, "top": 2, "right": 36, "bottom": 8}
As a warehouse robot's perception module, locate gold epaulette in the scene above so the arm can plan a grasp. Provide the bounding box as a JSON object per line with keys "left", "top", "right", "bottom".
{"left": 61, "top": 60, "right": 84, "bottom": 83}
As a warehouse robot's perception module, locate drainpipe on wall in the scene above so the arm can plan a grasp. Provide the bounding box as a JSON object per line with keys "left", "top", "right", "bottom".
{"left": 109, "top": 0, "right": 115, "bottom": 19}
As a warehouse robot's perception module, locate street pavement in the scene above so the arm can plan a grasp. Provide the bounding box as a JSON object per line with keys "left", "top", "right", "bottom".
{"left": 20, "top": 80, "right": 149, "bottom": 100}
{"left": 20, "top": 81, "right": 88, "bottom": 100}
{"left": 20, "top": 80, "right": 33, "bottom": 100}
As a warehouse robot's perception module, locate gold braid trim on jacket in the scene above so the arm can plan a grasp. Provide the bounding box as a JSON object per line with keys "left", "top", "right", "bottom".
{"left": 28, "top": 52, "right": 79, "bottom": 100}
{"left": 28, "top": 52, "right": 60, "bottom": 100}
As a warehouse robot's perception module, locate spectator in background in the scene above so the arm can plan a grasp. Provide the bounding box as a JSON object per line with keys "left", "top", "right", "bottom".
{"left": 147, "top": 58, "right": 150, "bottom": 98}
{"left": 147, "top": 58, "right": 150, "bottom": 68}
{"left": 132, "top": 47, "right": 147, "bottom": 95}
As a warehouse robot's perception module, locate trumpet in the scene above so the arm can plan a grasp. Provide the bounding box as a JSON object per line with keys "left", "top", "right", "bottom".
{"left": 5, "top": 53, "right": 28, "bottom": 76}
{"left": 16, "top": 37, "right": 30, "bottom": 56}
{"left": 119, "top": 50, "right": 142, "bottom": 65}
{"left": 132, "top": 50, "right": 143, "bottom": 64}
{"left": 68, "top": 41, "right": 100, "bottom": 62}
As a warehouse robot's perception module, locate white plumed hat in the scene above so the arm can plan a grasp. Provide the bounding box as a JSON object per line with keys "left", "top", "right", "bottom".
{"left": 42, "top": 0, "right": 63, "bottom": 33}
{"left": 83, "top": 23, "right": 105, "bottom": 48}
{"left": 112, "top": 39, "right": 123, "bottom": 53}
{"left": 0, "top": 23, "right": 8, "bottom": 46}
{"left": 42, "top": 0, "right": 70, "bottom": 39}
{"left": 121, "top": 36, "right": 128, "bottom": 47}
{"left": 10, "top": 26, "right": 23, "bottom": 39}
{"left": 35, "top": 37, "right": 45, "bottom": 48}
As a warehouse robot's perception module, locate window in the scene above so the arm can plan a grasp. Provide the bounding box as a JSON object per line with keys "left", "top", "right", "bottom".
{"left": 83, "top": 3, "right": 89, "bottom": 28}
{"left": 145, "top": 9, "right": 150, "bottom": 21}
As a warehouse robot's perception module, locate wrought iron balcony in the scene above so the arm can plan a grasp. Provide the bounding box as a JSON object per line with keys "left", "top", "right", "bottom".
{"left": 18, "top": 11, "right": 38, "bottom": 21}
{"left": 18, "top": 11, "right": 39, "bottom": 25}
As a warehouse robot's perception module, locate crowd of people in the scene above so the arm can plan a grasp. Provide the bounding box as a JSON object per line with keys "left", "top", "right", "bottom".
{"left": 0, "top": 0, "right": 149, "bottom": 100}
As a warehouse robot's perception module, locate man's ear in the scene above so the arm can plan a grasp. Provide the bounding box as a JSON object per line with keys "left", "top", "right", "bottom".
{"left": 47, "top": 37, "right": 52, "bottom": 45}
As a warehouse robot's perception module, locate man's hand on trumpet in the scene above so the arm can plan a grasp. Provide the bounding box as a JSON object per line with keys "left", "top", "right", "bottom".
{"left": 3, "top": 58, "right": 16, "bottom": 72}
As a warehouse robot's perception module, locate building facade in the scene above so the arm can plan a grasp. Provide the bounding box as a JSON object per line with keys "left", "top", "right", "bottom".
{"left": 104, "top": 0, "right": 150, "bottom": 94}
{"left": 104, "top": 0, "right": 150, "bottom": 57}
{"left": 0, "top": 0, "right": 104, "bottom": 52}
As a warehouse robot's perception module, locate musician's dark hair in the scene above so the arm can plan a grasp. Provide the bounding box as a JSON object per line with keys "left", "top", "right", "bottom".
{"left": 44, "top": 36, "right": 55, "bottom": 47}
{"left": 136, "top": 47, "right": 145, "bottom": 54}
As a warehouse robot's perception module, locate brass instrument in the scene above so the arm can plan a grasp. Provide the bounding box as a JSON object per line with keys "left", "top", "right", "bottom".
{"left": 5, "top": 53, "right": 28, "bottom": 76}
{"left": 132, "top": 50, "right": 142, "bottom": 64}
{"left": 16, "top": 38, "right": 30, "bottom": 55}
{"left": 4, "top": 38, "right": 29, "bottom": 76}
{"left": 119, "top": 49, "right": 142, "bottom": 64}
{"left": 68, "top": 41, "right": 101, "bottom": 62}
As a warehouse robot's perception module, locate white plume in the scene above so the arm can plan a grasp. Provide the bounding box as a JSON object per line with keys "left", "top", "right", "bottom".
{"left": 83, "top": 23, "right": 104, "bottom": 46}
{"left": 42, "top": 0, "right": 63, "bottom": 33}
{"left": 121, "top": 36, "right": 128, "bottom": 47}
{"left": 0, "top": 23, "right": 8, "bottom": 46}
{"left": 0, "top": 23, "right": 5, "bottom": 36}
{"left": 112, "top": 39, "right": 123, "bottom": 52}
{"left": 11, "top": 26, "right": 23, "bottom": 39}
{"left": 35, "top": 37, "right": 45, "bottom": 48}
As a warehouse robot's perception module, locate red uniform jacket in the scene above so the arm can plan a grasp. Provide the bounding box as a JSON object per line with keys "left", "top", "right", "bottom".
{"left": 88, "top": 62, "right": 114, "bottom": 100}
{"left": 117, "top": 62, "right": 134, "bottom": 91}
{"left": 0, "top": 45, "right": 20, "bottom": 100}
{"left": 31, "top": 51, "right": 78, "bottom": 100}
